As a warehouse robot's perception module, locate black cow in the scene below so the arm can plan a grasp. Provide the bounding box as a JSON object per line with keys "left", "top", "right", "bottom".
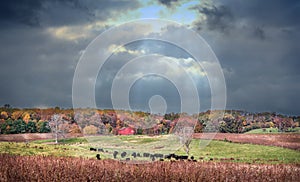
{"left": 178, "top": 155, "right": 188, "bottom": 160}
{"left": 165, "top": 153, "right": 177, "bottom": 159}
{"left": 113, "top": 151, "right": 118, "bottom": 159}
{"left": 90, "top": 147, "right": 97, "bottom": 151}
{"left": 96, "top": 154, "right": 101, "bottom": 160}
{"left": 132, "top": 152, "right": 137, "bottom": 158}
{"left": 143, "top": 153, "right": 150, "bottom": 157}
{"left": 98, "top": 148, "right": 104, "bottom": 152}
{"left": 154, "top": 153, "right": 164, "bottom": 159}
{"left": 121, "top": 152, "right": 127, "bottom": 158}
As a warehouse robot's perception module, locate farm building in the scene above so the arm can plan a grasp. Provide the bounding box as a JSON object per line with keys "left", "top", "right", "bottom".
{"left": 118, "top": 127, "right": 135, "bottom": 135}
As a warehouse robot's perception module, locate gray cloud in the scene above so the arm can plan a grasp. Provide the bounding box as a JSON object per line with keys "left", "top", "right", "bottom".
{"left": 0, "top": 0, "right": 42, "bottom": 26}
{"left": 194, "top": 4, "right": 234, "bottom": 33}
{"left": 158, "top": 0, "right": 178, "bottom": 6}
{"left": 95, "top": 40, "right": 211, "bottom": 113}
{"left": 0, "top": 0, "right": 140, "bottom": 27}
{"left": 0, "top": 26, "right": 82, "bottom": 108}
{"left": 192, "top": 0, "right": 300, "bottom": 115}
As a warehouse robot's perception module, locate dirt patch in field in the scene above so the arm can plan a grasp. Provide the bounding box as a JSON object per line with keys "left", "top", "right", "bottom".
{"left": 193, "top": 133, "right": 300, "bottom": 150}
{"left": 0, "top": 133, "right": 83, "bottom": 142}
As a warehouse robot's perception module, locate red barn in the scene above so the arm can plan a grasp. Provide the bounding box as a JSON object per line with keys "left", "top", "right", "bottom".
{"left": 118, "top": 127, "right": 135, "bottom": 135}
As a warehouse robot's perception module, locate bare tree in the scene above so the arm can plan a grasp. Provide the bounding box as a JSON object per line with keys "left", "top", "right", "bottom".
{"left": 173, "top": 116, "right": 196, "bottom": 155}
{"left": 178, "top": 127, "right": 194, "bottom": 155}
{"left": 49, "top": 114, "right": 68, "bottom": 144}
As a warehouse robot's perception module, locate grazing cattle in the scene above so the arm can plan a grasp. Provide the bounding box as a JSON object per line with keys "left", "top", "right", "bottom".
{"left": 143, "top": 153, "right": 150, "bottom": 157}
{"left": 137, "top": 153, "right": 141, "bottom": 157}
{"left": 179, "top": 156, "right": 188, "bottom": 160}
{"left": 150, "top": 154, "right": 155, "bottom": 161}
{"left": 159, "top": 159, "right": 164, "bottom": 161}
{"left": 97, "top": 148, "right": 104, "bottom": 152}
{"left": 165, "top": 153, "right": 177, "bottom": 159}
{"left": 113, "top": 151, "right": 118, "bottom": 159}
{"left": 126, "top": 158, "right": 130, "bottom": 161}
{"left": 121, "top": 152, "right": 127, "bottom": 158}
{"left": 131, "top": 152, "right": 137, "bottom": 158}
{"left": 165, "top": 154, "right": 189, "bottom": 160}
{"left": 165, "top": 154, "right": 171, "bottom": 159}
{"left": 154, "top": 153, "right": 164, "bottom": 159}
{"left": 191, "top": 156, "right": 194, "bottom": 160}
{"left": 96, "top": 154, "right": 101, "bottom": 160}
{"left": 90, "top": 147, "right": 97, "bottom": 151}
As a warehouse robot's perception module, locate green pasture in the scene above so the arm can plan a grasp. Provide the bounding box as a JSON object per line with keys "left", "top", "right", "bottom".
{"left": 0, "top": 135, "right": 299, "bottom": 164}
{"left": 246, "top": 127, "right": 300, "bottom": 134}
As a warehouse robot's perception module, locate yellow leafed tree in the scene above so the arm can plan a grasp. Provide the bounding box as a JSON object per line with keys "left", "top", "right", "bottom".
{"left": 22, "top": 113, "right": 31, "bottom": 123}
{"left": 0, "top": 111, "right": 8, "bottom": 119}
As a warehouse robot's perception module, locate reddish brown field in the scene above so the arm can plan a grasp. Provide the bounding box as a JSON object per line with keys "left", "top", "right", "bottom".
{"left": 0, "top": 133, "right": 83, "bottom": 142}
{"left": 194, "top": 133, "right": 300, "bottom": 150}
{"left": 0, "top": 154, "right": 299, "bottom": 182}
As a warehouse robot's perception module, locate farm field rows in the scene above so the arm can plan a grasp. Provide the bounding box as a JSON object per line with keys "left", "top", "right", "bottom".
{"left": 0, "top": 154, "right": 299, "bottom": 182}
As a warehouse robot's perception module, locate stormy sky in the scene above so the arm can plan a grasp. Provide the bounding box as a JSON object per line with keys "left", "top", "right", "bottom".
{"left": 0, "top": 0, "right": 299, "bottom": 115}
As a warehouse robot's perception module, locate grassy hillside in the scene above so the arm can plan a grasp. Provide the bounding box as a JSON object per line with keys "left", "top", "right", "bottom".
{"left": 246, "top": 127, "right": 300, "bottom": 134}
{"left": 1, "top": 135, "right": 299, "bottom": 164}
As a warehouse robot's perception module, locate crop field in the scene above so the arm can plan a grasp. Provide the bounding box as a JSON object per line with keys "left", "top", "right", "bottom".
{"left": 0, "top": 154, "right": 299, "bottom": 182}
{"left": 194, "top": 133, "right": 300, "bottom": 150}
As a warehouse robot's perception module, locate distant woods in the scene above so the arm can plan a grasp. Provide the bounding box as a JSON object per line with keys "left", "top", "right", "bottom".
{"left": 0, "top": 105, "right": 299, "bottom": 135}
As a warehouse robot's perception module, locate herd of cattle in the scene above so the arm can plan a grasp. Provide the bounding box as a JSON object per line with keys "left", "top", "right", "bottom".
{"left": 90, "top": 147, "right": 196, "bottom": 162}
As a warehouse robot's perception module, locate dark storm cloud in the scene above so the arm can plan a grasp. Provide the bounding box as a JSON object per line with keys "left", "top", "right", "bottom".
{"left": 0, "top": 0, "right": 141, "bottom": 108}
{"left": 222, "top": 0, "right": 300, "bottom": 28}
{"left": 192, "top": 0, "right": 300, "bottom": 115}
{"left": 0, "top": 26, "right": 81, "bottom": 108}
{"left": 194, "top": 5, "right": 233, "bottom": 33}
{"left": 193, "top": 0, "right": 300, "bottom": 36}
{"left": 252, "top": 27, "right": 266, "bottom": 40}
{"left": 0, "top": 0, "right": 42, "bottom": 26}
{"left": 39, "top": 0, "right": 140, "bottom": 27}
{"left": 0, "top": 0, "right": 140, "bottom": 27}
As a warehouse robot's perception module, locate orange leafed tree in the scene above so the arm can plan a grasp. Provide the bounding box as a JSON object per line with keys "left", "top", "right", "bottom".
{"left": 11, "top": 111, "right": 24, "bottom": 120}
{"left": 22, "top": 113, "right": 31, "bottom": 123}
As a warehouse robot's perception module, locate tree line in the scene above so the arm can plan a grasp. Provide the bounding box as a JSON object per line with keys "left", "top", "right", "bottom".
{"left": 0, "top": 106, "right": 299, "bottom": 135}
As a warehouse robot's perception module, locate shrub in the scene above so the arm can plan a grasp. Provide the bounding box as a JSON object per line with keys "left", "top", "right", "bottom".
{"left": 83, "top": 125, "right": 98, "bottom": 135}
